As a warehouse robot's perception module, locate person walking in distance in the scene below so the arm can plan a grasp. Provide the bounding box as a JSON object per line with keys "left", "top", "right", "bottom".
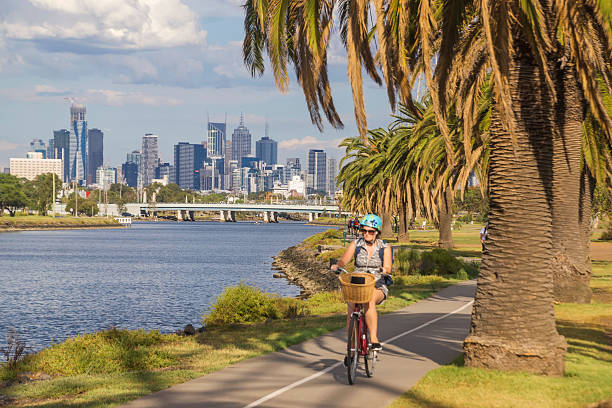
{"left": 331, "top": 214, "right": 393, "bottom": 354}
{"left": 480, "top": 222, "right": 489, "bottom": 251}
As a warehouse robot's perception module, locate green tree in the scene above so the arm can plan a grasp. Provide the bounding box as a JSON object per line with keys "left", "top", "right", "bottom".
{"left": 0, "top": 174, "right": 27, "bottom": 216}
{"left": 65, "top": 193, "right": 99, "bottom": 216}
{"left": 30, "top": 173, "right": 62, "bottom": 215}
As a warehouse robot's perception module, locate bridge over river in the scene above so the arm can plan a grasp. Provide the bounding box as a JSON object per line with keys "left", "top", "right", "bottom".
{"left": 123, "top": 203, "right": 349, "bottom": 222}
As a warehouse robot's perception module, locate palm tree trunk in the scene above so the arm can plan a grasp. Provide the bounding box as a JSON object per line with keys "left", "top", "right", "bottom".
{"left": 551, "top": 61, "right": 592, "bottom": 303}
{"left": 381, "top": 211, "right": 393, "bottom": 239}
{"left": 437, "top": 188, "right": 454, "bottom": 249}
{"left": 464, "top": 35, "right": 566, "bottom": 375}
{"left": 397, "top": 202, "right": 410, "bottom": 242}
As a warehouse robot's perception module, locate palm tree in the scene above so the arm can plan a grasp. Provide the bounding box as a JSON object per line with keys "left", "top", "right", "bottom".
{"left": 242, "top": 0, "right": 612, "bottom": 374}
{"left": 386, "top": 87, "right": 491, "bottom": 249}
{"left": 337, "top": 128, "right": 396, "bottom": 237}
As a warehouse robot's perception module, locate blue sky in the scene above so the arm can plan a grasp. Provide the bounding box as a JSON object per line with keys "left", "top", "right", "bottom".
{"left": 0, "top": 0, "right": 395, "bottom": 170}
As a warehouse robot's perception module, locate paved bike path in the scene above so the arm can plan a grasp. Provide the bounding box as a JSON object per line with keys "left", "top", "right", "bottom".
{"left": 122, "top": 280, "right": 476, "bottom": 408}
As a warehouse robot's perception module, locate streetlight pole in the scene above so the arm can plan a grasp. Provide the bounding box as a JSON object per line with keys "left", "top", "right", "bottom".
{"left": 52, "top": 173, "right": 56, "bottom": 218}
{"left": 74, "top": 181, "right": 78, "bottom": 217}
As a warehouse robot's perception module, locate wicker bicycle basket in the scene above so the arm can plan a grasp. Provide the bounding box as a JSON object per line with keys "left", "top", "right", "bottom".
{"left": 338, "top": 272, "right": 376, "bottom": 303}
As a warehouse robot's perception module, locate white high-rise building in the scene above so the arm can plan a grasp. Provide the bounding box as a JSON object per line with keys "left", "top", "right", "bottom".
{"left": 140, "top": 134, "right": 159, "bottom": 187}
{"left": 10, "top": 152, "right": 63, "bottom": 181}
{"left": 207, "top": 121, "right": 226, "bottom": 158}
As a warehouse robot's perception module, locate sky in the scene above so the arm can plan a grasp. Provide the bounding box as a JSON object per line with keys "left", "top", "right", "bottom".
{"left": 0, "top": 0, "right": 396, "bottom": 170}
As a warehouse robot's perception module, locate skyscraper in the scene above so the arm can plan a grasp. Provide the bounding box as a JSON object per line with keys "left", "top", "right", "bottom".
{"left": 326, "top": 157, "right": 337, "bottom": 196}
{"left": 53, "top": 129, "right": 70, "bottom": 182}
{"left": 207, "top": 122, "right": 226, "bottom": 158}
{"left": 30, "top": 139, "right": 47, "bottom": 158}
{"left": 174, "top": 142, "right": 206, "bottom": 190}
{"left": 232, "top": 114, "right": 251, "bottom": 165}
{"left": 285, "top": 158, "right": 301, "bottom": 184}
{"left": 87, "top": 128, "right": 103, "bottom": 185}
{"left": 141, "top": 134, "right": 159, "bottom": 187}
{"left": 69, "top": 104, "right": 87, "bottom": 185}
{"left": 256, "top": 136, "right": 278, "bottom": 165}
{"left": 307, "top": 149, "right": 327, "bottom": 194}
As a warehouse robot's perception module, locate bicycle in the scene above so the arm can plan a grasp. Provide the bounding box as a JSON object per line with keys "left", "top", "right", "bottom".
{"left": 337, "top": 268, "right": 378, "bottom": 385}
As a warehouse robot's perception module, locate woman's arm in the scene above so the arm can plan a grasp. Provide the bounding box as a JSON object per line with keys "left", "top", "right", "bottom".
{"left": 382, "top": 246, "right": 393, "bottom": 275}
{"left": 331, "top": 241, "right": 356, "bottom": 270}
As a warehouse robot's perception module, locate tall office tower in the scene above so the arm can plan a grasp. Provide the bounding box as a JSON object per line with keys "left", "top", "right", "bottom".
{"left": 207, "top": 121, "right": 226, "bottom": 158}
{"left": 326, "top": 157, "right": 337, "bottom": 196}
{"left": 53, "top": 129, "right": 70, "bottom": 182}
{"left": 256, "top": 136, "right": 278, "bottom": 165}
{"left": 141, "top": 134, "right": 159, "bottom": 187}
{"left": 30, "top": 139, "right": 47, "bottom": 158}
{"left": 224, "top": 140, "right": 232, "bottom": 190}
{"left": 285, "top": 158, "right": 301, "bottom": 184}
{"left": 122, "top": 162, "right": 139, "bottom": 187}
{"left": 155, "top": 162, "right": 175, "bottom": 184}
{"left": 47, "top": 138, "right": 55, "bottom": 159}
{"left": 307, "top": 149, "right": 327, "bottom": 194}
{"left": 231, "top": 114, "right": 251, "bottom": 165}
{"left": 126, "top": 150, "right": 141, "bottom": 167}
{"left": 69, "top": 104, "right": 88, "bottom": 184}
{"left": 174, "top": 142, "right": 206, "bottom": 190}
{"left": 87, "top": 128, "right": 103, "bottom": 185}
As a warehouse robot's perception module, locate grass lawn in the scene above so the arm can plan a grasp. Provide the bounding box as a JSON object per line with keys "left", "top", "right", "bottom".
{"left": 0, "top": 274, "right": 456, "bottom": 407}
{"left": 0, "top": 215, "right": 120, "bottom": 229}
{"left": 387, "top": 231, "right": 612, "bottom": 408}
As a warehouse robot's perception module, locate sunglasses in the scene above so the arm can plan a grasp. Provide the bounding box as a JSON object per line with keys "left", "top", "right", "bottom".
{"left": 361, "top": 228, "right": 377, "bottom": 235}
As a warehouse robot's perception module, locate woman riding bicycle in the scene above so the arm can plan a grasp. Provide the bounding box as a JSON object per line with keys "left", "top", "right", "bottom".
{"left": 331, "top": 214, "right": 392, "bottom": 352}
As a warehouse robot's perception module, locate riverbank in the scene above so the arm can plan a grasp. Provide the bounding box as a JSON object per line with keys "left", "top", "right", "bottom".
{"left": 0, "top": 215, "right": 123, "bottom": 231}
{"left": 0, "top": 227, "right": 460, "bottom": 407}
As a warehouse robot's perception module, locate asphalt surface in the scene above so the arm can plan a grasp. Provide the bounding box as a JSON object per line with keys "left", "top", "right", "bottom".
{"left": 121, "top": 280, "right": 476, "bottom": 408}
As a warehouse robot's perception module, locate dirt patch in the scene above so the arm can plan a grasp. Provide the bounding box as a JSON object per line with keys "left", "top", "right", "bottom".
{"left": 591, "top": 242, "right": 612, "bottom": 261}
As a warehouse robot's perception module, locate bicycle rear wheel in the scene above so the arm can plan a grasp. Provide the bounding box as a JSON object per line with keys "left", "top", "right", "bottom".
{"left": 347, "top": 314, "right": 359, "bottom": 385}
{"left": 364, "top": 330, "right": 376, "bottom": 377}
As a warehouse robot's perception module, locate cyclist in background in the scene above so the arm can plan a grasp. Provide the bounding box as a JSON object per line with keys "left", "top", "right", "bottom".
{"left": 331, "top": 214, "right": 393, "bottom": 352}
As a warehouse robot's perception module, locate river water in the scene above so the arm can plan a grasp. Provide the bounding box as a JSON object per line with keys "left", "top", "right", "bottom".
{"left": 0, "top": 221, "right": 329, "bottom": 351}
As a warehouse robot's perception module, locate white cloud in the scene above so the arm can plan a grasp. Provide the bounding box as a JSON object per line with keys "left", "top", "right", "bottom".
{"left": 1, "top": 0, "right": 207, "bottom": 51}
{"left": 279, "top": 135, "right": 343, "bottom": 150}
{"left": 85, "top": 89, "right": 182, "bottom": 106}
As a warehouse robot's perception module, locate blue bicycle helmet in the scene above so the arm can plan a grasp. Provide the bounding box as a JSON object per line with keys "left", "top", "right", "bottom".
{"left": 360, "top": 214, "right": 382, "bottom": 232}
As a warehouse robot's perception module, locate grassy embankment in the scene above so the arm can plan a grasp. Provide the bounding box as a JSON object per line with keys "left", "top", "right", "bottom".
{"left": 0, "top": 228, "right": 466, "bottom": 408}
{"left": 0, "top": 215, "right": 121, "bottom": 230}
{"left": 388, "top": 223, "right": 612, "bottom": 408}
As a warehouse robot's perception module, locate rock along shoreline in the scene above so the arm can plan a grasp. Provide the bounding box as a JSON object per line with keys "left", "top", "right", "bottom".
{"left": 271, "top": 242, "right": 341, "bottom": 298}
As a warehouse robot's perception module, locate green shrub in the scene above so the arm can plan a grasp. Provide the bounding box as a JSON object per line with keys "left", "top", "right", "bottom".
{"left": 420, "top": 249, "right": 464, "bottom": 275}
{"left": 455, "top": 268, "right": 469, "bottom": 280}
{"left": 395, "top": 248, "right": 421, "bottom": 275}
{"left": 203, "top": 283, "right": 279, "bottom": 326}
{"left": 601, "top": 224, "right": 612, "bottom": 241}
{"left": 393, "top": 248, "right": 478, "bottom": 279}
{"left": 456, "top": 213, "right": 472, "bottom": 223}
{"left": 276, "top": 298, "right": 311, "bottom": 319}
{"left": 19, "top": 328, "right": 177, "bottom": 376}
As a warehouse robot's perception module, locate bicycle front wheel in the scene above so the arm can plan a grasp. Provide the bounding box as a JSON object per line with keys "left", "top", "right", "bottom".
{"left": 347, "top": 314, "right": 359, "bottom": 385}
{"left": 364, "top": 330, "right": 376, "bottom": 377}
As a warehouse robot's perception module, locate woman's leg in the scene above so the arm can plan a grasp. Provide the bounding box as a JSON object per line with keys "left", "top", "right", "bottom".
{"left": 364, "top": 289, "right": 385, "bottom": 343}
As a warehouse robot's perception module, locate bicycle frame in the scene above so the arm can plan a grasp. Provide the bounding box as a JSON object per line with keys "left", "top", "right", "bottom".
{"left": 352, "top": 304, "right": 368, "bottom": 357}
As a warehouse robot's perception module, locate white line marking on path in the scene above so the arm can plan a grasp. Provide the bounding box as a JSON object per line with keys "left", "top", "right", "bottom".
{"left": 243, "top": 300, "right": 474, "bottom": 408}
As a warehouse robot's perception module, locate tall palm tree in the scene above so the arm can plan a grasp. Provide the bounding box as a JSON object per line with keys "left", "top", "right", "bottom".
{"left": 337, "top": 128, "right": 396, "bottom": 237}
{"left": 242, "top": 0, "right": 612, "bottom": 374}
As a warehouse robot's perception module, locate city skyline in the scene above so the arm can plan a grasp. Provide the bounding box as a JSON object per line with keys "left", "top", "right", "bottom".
{"left": 0, "top": 0, "right": 395, "bottom": 170}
